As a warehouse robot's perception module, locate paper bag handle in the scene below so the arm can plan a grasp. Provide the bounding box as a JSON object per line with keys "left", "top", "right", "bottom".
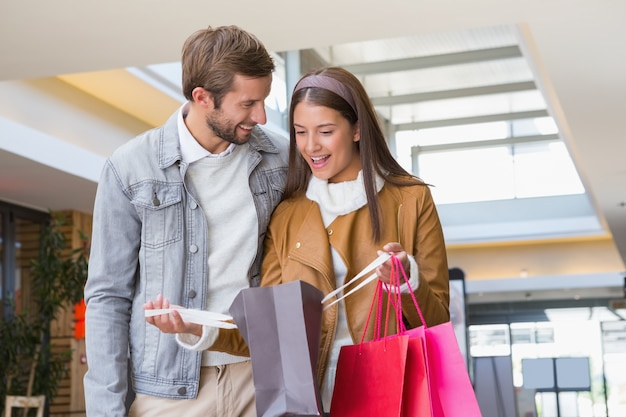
{"left": 144, "top": 308, "right": 237, "bottom": 329}
{"left": 321, "top": 252, "right": 391, "bottom": 311}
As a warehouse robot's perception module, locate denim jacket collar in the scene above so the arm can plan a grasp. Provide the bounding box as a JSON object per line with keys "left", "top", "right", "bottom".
{"left": 157, "top": 111, "right": 282, "bottom": 171}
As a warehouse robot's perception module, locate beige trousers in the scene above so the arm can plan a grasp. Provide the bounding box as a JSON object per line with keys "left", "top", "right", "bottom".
{"left": 129, "top": 361, "right": 256, "bottom": 417}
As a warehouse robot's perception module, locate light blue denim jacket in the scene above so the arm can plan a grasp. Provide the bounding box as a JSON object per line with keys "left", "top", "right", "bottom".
{"left": 83, "top": 111, "right": 288, "bottom": 416}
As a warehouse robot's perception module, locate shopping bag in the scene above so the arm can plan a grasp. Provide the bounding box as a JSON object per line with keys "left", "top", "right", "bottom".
{"left": 330, "top": 279, "right": 410, "bottom": 417}
{"left": 390, "top": 256, "right": 482, "bottom": 417}
{"left": 229, "top": 280, "right": 324, "bottom": 417}
{"left": 330, "top": 333, "right": 410, "bottom": 417}
{"left": 385, "top": 259, "right": 433, "bottom": 417}
{"left": 403, "top": 334, "right": 433, "bottom": 416}
{"left": 328, "top": 253, "right": 433, "bottom": 417}
{"left": 404, "top": 323, "right": 481, "bottom": 417}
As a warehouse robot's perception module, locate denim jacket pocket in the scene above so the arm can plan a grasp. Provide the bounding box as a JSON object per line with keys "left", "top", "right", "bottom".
{"left": 254, "top": 167, "right": 286, "bottom": 205}
{"left": 131, "top": 181, "right": 184, "bottom": 249}
{"left": 250, "top": 167, "right": 287, "bottom": 228}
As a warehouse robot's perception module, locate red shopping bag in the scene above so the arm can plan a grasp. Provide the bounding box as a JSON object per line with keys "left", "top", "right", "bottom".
{"left": 331, "top": 334, "right": 410, "bottom": 416}
{"left": 389, "top": 256, "right": 482, "bottom": 417}
{"left": 329, "top": 280, "right": 410, "bottom": 417}
{"left": 403, "top": 334, "right": 432, "bottom": 416}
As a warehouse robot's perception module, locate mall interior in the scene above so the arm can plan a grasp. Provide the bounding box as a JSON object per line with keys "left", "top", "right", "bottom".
{"left": 1, "top": 1, "right": 625, "bottom": 416}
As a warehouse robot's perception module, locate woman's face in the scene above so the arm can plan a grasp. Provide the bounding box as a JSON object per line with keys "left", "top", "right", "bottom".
{"left": 293, "top": 101, "right": 361, "bottom": 183}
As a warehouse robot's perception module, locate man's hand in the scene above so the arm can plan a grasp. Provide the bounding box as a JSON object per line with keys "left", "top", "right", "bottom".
{"left": 144, "top": 294, "right": 202, "bottom": 337}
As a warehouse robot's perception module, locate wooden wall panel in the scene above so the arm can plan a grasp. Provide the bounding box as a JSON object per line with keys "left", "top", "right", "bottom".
{"left": 49, "top": 210, "right": 91, "bottom": 417}
{"left": 15, "top": 219, "right": 40, "bottom": 317}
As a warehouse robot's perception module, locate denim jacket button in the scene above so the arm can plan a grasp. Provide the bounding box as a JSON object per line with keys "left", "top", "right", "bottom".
{"left": 177, "top": 387, "right": 186, "bottom": 395}
{"left": 152, "top": 192, "right": 160, "bottom": 207}
{"left": 190, "top": 201, "right": 198, "bottom": 209}
{"left": 188, "top": 290, "right": 197, "bottom": 299}
{"left": 189, "top": 244, "right": 198, "bottom": 253}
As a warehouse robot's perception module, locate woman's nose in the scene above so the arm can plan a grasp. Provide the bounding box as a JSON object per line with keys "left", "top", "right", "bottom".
{"left": 302, "top": 133, "right": 320, "bottom": 153}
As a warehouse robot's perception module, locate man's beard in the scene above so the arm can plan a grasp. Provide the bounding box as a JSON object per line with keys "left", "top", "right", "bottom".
{"left": 206, "top": 110, "right": 253, "bottom": 146}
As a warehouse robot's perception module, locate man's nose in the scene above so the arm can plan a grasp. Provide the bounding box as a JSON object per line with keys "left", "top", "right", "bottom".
{"left": 250, "top": 103, "right": 267, "bottom": 125}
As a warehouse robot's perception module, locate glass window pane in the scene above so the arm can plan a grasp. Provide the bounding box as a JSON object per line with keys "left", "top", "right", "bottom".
{"left": 418, "top": 147, "right": 515, "bottom": 204}
{"left": 382, "top": 82, "right": 544, "bottom": 124}
{"left": 265, "top": 52, "right": 287, "bottom": 113}
{"left": 396, "top": 117, "right": 557, "bottom": 152}
{"left": 413, "top": 141, "right": 584, "bottom": 204}
{"left": 512, "top": 117, "right": 558, "bottom": 136}
{"left": 514, "top": 141, "right": 585, "bottom": 198}
{"left": 469, "top": 324, "right": 511, "bottom": 357}
{"left": 603, "top": 321, "right": 626, "bottom": 416}
{"left": 409, "top": 121, "right": 510, "bottom": 147}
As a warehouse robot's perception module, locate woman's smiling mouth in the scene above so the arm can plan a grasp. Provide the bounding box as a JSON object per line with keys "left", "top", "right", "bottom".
{"left": 310, "top": 155, "right": 330, "bottom": 168}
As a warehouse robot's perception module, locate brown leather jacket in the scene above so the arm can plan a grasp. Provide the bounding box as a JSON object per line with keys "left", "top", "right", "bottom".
{"left": 212, "top": 180, "right": 450, "bottom": 389}
{"left": 211, "top": 183, "right": 450, "bottom": 386}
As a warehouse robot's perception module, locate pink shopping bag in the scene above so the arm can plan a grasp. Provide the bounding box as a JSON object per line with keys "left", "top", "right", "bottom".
{"left": 390, "top": 256, "right": 482, "bottom": 417}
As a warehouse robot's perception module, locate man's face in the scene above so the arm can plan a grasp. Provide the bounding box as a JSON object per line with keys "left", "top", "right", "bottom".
{"left": 205, "top": 73, "right": 272, "bottom": 145}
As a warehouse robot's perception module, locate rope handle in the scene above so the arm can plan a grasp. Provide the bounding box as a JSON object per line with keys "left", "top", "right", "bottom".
{"left": 388, "top": 255, "right": 427, "bottom": 330}
{"left": 360, "top": 279, "right": 384, "bottom": 344}
{"left": 360, "top": 258, "right": 405, "bottom": 344}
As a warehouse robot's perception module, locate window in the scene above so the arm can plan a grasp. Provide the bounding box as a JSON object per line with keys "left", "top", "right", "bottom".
{"left": 395, "top": 118, "right": 584, "bottom": 204}
{"left": 0, "top": 201, "right": 48, "bottom": 319}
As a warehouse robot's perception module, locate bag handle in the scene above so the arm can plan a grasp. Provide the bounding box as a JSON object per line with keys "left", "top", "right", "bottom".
{"left": 381, "top": 258, "right": 406, "bottom": 334}
{"left": 352, "top": 255, "right": 417, "bottom": 345}
{"left": 360, "top": 279, "right": 384, "bottom": 344}
{"left": 360, "top": 277, "right": 399, "bottom": 344}
{"left": 321, "top": 252, "right": 391, "bottom": 310}
{"left": 386, "top": 260, "right": 404, "bottom": 331}
{"left": 388, "top": 255, "right": 427, "bottom": 330}
{"left": 361, "top": 259, "right": 407, "bottom": 344}
{"left": 144, "top": 308, "right": 237, "bottom": 329}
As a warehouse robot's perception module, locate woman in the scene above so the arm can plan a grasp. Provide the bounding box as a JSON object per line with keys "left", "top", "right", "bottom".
{"left": 261, "top": 66, "right": 450, "bottom": 411}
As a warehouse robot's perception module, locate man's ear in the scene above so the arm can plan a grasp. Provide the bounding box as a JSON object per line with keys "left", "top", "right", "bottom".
{"left": 192, "top": 87, "right": 214, "bottom": 109}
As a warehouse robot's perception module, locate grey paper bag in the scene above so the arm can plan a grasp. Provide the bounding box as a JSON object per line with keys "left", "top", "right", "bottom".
{"left": 229, "top": 280, "right": 324, "bottom": 417}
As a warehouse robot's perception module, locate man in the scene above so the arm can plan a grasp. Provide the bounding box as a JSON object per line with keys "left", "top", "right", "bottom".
{"left": 84, "top": 25, "right": 288, "bottom": 417}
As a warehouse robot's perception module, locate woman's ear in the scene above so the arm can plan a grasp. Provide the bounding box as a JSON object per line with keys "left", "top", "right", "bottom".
{"left": 353, "top": 123, "right": 361, "bottom": 143}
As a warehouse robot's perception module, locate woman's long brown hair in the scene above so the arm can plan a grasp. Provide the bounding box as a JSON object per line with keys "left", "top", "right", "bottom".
{"left": 285, "top": 67, "right": 426, "bottom": 242}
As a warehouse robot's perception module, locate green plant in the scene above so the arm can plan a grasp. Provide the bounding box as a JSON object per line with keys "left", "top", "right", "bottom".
{"left": 0, "top": 306, "right": 40, "bottom": 392}
{"left": 0, "top": 212, "right": 89, "bottom": 413}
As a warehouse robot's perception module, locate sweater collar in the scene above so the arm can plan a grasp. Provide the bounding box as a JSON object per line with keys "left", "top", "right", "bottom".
{"left": 306, "top": 171, "right": 384, "bottom": 226}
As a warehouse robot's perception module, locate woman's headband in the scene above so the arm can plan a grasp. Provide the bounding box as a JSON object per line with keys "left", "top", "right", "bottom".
{"left": 293, "top": 74, "right": 357, "bottom": 115}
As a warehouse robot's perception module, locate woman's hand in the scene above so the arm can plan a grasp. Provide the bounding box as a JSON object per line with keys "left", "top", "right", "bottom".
{"left": 376, "top": 242, "right": 409, "bottom": 284}
{"left": 144, "top": 294, "right": 202, "bottom": 337}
